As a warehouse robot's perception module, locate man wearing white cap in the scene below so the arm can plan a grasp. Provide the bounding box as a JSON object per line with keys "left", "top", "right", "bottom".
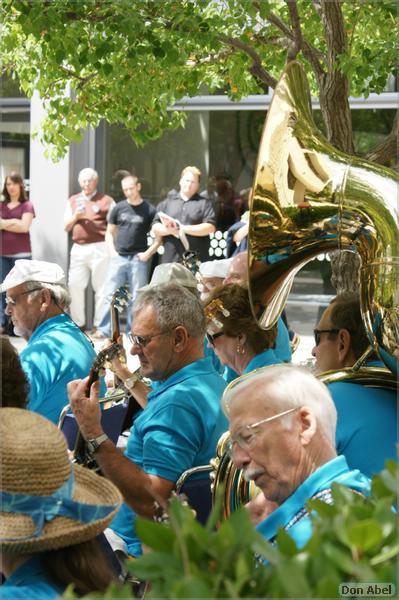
{"left": 0, "top": 259, "right": 99, "bottom": 423}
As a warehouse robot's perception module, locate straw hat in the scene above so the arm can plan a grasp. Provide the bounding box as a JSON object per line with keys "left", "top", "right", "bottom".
{"left": 0, "top": 408, "right": 122, "bottom": 554}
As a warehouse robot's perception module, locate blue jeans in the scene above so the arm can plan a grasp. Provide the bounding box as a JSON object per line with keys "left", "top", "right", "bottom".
{"left": 97, "top": 254, "right": 149, "bottom": 336}
{"left": 1, "top": 256, "right": 29, "bottom": 329}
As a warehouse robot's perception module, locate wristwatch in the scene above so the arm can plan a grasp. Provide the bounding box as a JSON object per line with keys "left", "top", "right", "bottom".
{"left": 86, "top": 433, "right": 109, "bottom": 454}
{"left": 124, "top": 373, "right": 139, "bottom": 391}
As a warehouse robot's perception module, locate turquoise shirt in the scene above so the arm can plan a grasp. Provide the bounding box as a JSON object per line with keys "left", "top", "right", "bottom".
{"left": 243, "top": 348, "right": 282, "bottom": 374}
{"left": 110, "top": 357, "right": 227, "bottom": 556}
{"left": 20, "top": 314, "right": 102, "bottom": 424}
{"left": 0, "top": 556, "right": 63, "bottom": 599}
{"left": 274, "top": 317, "right": 292, "bottom": 363}
{"left": 256, "top": 456, "right": 370, "bottom": 549}
{"left": 328, "top": 364, "right": 396, "bottom": 477}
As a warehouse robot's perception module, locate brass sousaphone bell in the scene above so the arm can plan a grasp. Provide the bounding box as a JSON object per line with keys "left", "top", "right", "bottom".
{"left": 248, "top": 61, "right": 399, "bottom": 374}
{"left": 212, "top": 61, "right": 398, "bottom": 516}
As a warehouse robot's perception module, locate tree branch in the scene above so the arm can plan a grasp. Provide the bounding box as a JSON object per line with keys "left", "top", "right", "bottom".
{"left": 265, "top": 6, "right": 325, "bottom": 78}
{"left": 219, "top": 35, "right": 278, "bottom": 89}
{"left": 285, "top": 0, "right": 303, "bottom": 60}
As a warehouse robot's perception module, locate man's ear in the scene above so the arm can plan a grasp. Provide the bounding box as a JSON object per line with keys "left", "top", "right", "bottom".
{"left": 337, "top": 328, "right": 353, "bottom": 365}
{"left": 173, "top": 326, "right": 189, "bottom": 352}
{"left": 298, "top": 406, "right": 317, "bottom": 446}
{"left": 38, "top": 288, "right": 53, "bottom": 311}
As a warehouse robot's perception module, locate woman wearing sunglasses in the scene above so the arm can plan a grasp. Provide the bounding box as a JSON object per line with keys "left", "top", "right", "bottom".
{"left": 204, "top": 283, "right": 283, "bottom": 378}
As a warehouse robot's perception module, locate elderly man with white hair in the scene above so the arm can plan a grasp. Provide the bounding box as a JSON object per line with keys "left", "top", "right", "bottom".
{"left": 225, "top": 364, "right": 370, "bottom": 548}
{"left": 64, "top": 167, "right": 114, "bottom": 332}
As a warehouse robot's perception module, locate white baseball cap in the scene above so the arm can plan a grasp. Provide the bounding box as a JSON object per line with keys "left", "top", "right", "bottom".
{"left": 0, "top": 259, "right": 66, "bottom": 293}
{"left": 199, "top": 258, "right": 231, "bottom": 279}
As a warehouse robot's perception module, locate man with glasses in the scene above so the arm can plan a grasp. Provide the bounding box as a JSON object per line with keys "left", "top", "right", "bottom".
{"left": 312, "top": 292, "right": 396, "bottom": 477}
{"left": 0, "top": 259, "right": 98, "bottom": 423}
{"left": 68, "top": 283, "right": 227, "bottom": 558}
{"left": 226, "top": 364, "right": 370, "bottom": 548}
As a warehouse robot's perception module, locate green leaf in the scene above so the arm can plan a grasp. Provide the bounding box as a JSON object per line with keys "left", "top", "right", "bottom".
{"left": 323, "top": 543, "right": 356, "bottom": 574}
{"left": 135, "top": 516, "right": 176, "bottom": 552}
{"left": 275, "top": 527, "right": 298, "bottom": 556}
{"left": 347, "top": 519, "right": 383, "bottom": 552}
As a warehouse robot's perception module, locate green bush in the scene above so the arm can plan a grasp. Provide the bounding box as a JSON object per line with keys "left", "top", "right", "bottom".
{"left": 68, "top": 461, "right": 398, "bottom": 599}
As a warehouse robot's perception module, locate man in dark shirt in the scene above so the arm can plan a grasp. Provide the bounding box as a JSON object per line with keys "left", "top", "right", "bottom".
{"left": 151, "top": 166, "right": 216, "bottom": 263}
{"left": 94, "top": 175, "right": 159, "bottom": 338}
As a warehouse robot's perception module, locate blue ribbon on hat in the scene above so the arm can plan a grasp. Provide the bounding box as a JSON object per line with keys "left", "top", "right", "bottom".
{"left": 0, "top": 468, "right": 118, "bottom": 542}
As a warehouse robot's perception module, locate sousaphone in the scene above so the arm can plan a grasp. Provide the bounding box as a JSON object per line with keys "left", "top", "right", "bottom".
{"left": 248, "top": 61, "right": 398, "bottom": 374}
{"left": 211, "top": 61, "right": 398, "bottom": 516}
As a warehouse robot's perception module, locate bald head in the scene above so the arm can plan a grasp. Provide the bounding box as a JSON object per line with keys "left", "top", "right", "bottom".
{"left": 224, "top": 251, "right": 248, "bottom": 285}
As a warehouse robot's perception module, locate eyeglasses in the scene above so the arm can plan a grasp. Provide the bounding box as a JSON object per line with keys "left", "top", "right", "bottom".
{"left": 313, "top": 328, "right": 340, "bottom": 346}
{"left": 127, "top": 331, "right": 170, "bottom": 348}
{"left": 206, "top": 331, "right": 224, "bottom": 346}
{"left": 5, "top": 288, "right": 43, "bottom": 306}
{"left": 230, "top": 407, "right": 299, "bottom": 453}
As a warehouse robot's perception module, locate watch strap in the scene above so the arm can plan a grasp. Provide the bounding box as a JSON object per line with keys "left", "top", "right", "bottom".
{"left": 124, "top": 373, "right": 139, "bottom": 391}
{"left": 86, "top": 433, "right": 109, "bottom": 454}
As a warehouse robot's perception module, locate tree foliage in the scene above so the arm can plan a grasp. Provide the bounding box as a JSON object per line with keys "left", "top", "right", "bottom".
{"left": 1, "top": 0, "right": 397, "bottom": 161}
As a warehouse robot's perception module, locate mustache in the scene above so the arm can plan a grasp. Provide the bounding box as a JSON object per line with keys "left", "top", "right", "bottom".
{"left": 243, "top": 467, "right": 265, "bottom": 482}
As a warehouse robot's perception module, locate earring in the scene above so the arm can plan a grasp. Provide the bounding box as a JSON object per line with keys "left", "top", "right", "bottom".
{"left": 236, "top": 344, "right": 245, "bottom": 355}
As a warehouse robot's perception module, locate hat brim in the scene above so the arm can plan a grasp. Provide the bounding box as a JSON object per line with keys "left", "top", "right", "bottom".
{"left": 0, "top": 464, "right": 121, "bottom": 554}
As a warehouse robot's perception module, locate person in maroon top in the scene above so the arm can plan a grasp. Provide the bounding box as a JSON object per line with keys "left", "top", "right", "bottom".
{"left": 0, "top": 172, "right": 35, "bottom": 334}
{"left": 64, "top": 167, "right": 113, "bottom": 332}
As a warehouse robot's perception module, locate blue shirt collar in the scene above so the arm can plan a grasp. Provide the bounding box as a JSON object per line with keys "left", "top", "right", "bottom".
{"left": 256, "top": 456, "right": 369, "bottom": 540}
{"left": 243, "top": 349, "right": 279, "bottom": 374}
{"left": 147, "top": 357, "right": 215, "bottom": 402}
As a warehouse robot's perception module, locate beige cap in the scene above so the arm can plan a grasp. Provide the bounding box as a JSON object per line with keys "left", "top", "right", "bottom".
{"left": 139, "top": 262, "right": 197, "bottom": 292}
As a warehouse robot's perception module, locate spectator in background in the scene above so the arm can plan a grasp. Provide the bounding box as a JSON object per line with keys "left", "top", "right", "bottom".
{"left": 64, "top": 168, "right": 113, "bottom": 333}
{"left": 0, "top": 408, "right": 121, "bottom": 598}
{"left": 151, "top": 166, "right": 216, "bottom": 263}
{"left": 214, "top": 177, "right": 236, "bottom": 232}
{"left": 0, "top": 259, "right": 101, "bottom": 424}
{"left": 0, "top": 173, "right": 35, "bottom": 335}
{"left": 234, "top": 187, "right": 251, "bottom": 221}
{"left": 0, "top": 335, "right": 29, "bottom": 409}
{"left": 94, "top": 175, "right": 160, "bottom": 339}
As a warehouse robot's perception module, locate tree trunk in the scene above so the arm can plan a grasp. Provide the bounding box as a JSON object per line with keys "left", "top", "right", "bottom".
{"left": 316, "top": 0, "right": 360, "bottom": 293}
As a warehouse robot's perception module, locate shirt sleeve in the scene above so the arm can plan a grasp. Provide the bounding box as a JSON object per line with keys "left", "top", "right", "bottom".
{"left": 108, "top": 204, "right": 119, "bottom": 225}
{"left": 21, "top": 201, "right": 36, "bottom": 218}
{"left": 151, "top": 199, "right": 166, "bottom": 226}
{"left": 201, "top": 199, "right": 217, "bottom": 226}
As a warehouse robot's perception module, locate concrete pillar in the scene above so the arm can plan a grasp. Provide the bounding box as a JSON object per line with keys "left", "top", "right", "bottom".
{"left": 29, "top": 92, "right": 70, "bottom": 272}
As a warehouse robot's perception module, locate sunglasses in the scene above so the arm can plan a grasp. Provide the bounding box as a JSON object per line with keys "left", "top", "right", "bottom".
{"left": 127, "top": 331, "right": 169, "bottom": 348}
{"left": 206, "top": 331, "right": 224, "bottom": 346}
{"left": 313, "top": 328, "right": 340, "bottom": 346}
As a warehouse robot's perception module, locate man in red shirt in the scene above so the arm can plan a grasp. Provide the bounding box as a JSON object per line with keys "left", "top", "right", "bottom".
{"left": 64, "top": 167, "right": 113, "bottom": 331}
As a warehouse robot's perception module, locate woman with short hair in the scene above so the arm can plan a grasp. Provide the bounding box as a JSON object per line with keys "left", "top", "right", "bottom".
{"left": 204, "top": 283, "right": 282, "bottom": 377}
